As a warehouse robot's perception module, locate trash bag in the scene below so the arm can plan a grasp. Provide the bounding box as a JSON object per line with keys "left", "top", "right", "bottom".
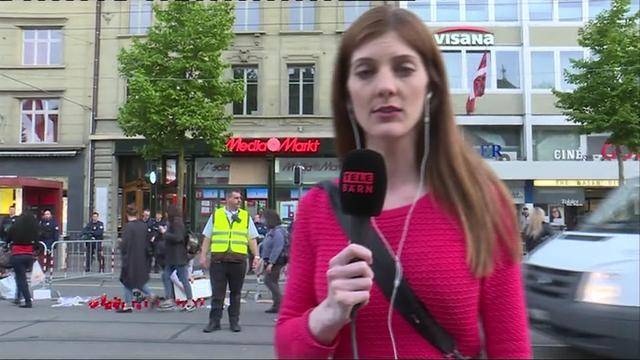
{"left": 0, "top": 273, "right": 16, "bottom": 300}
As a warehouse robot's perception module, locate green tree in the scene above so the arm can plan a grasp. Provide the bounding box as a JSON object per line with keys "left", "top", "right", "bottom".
{"left": 118, "top": 1, "right": 242, "bottom": 211}
{"left": 553, "top": 0, "right": 640, "bottom": 184}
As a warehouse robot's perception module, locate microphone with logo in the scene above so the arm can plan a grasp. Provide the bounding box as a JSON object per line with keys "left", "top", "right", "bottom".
{"left": 339, "top": 149, "right": 387, "bottom": 317}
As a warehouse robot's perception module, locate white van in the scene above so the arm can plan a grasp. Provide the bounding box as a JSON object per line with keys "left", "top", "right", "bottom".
{"left": 524, "top": 177, "right": 640, "bottom": 359}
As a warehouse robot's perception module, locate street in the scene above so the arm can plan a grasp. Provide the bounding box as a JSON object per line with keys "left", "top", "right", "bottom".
{"left": 0, "top": 275, "right": 601, "bottom": 359}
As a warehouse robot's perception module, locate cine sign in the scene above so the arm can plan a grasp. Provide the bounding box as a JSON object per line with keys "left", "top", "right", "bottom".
{"left": 434, "top": 26, "right": 495, "bottom": 46}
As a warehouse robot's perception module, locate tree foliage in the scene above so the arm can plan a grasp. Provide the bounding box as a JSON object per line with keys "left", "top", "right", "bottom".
{"left": 117, "top": 1, "right": 242, "bottom": 158}
{"left": 553, "top": 0, "right": 640, "bottom": 182}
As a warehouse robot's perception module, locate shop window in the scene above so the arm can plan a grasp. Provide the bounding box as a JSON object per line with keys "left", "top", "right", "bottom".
{"left": 235, "top": 0, "right": 260, "bottom": 32}
{"left": 532, "top": 126, "right": 581, "bottom": 161}
{"left": 20, "top": 99, "right": 59, "bottom": 144}
{"left": 290, "top": 0, "right": 316, "bottom": 31}
{"left": 531, "top": 51, "right": 555, "bottom": 89}
{"left": 495, "top": 0, "right": 519, "bottom": 21}
{"left": 23, "top": 28, "right": 62, "bottom": 65}
{"left": 466, "top": 0, "right": 489, "bottom": 22}
{"left": 344, "top": 1, "right": 370, "bottom": 28}
{"left": 529, "top": 0, "right": 553, "bottom": 21}
{"left": 233, "top": 66, "right": 259, "bottom": 115}
{"left": 407, "top": 0, "right": 431, "bottom": 22}
{"left": 559, "top": 0, "right": 583, "bottom": 21}
{"left": 442, "top": 51, "right": 463, "bottom": 89}
{"left": 462, "top": 125, "right": 523, "bottom": 161}
{"left": 589, "top": 0, "right": 611, "bottom": 19}
{"left": 129, "top": 0, "right": 152, "bottom": 35}
{"left": 495, "top": 51, "right": 520, "bottom": 89}
{"left": 288, "top": 65, "right": 315, "bottom": 115}
{"left": 560, "top": 51, "right": 583, "bottom": 90}
{"left": 436, "top": 0, "right": 460, "bottom": 21}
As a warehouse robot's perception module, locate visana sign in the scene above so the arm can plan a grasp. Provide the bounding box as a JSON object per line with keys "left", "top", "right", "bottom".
{"left": 434, "top": 26, "right": 495, "bottom": 46}
{"left": 226, "top": 137, "right": 321, "bottom": 154}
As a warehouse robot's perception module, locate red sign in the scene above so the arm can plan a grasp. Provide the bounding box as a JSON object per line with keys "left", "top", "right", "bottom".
{"left": 341, "top": 171, "right": 374, "bottom": 194}
{"left": 226, "top": 137, "right": 321, "bottom": 154}
{"left": 601, "top": 143, "right": 640, "bottom": 161}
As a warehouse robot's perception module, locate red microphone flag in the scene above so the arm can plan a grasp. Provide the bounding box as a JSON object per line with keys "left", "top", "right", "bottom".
{"left": 466, "top": 52, "right": 489, "bottom": 114}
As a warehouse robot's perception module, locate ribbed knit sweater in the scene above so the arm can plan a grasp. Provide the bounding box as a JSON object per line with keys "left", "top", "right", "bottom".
{"left": 275, "top": 187, "right": 531, "bottom": 359}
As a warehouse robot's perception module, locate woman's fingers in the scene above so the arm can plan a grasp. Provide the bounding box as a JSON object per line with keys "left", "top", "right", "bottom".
{"left": 328, "top": 244, "right": 373, "bottom": 268}
{"left": 326, "top": 260, "right": 374, "bottom": 281}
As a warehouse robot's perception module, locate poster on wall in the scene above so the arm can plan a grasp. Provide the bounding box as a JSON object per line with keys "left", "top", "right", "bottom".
{"left": 548, "top": 205, "right": 565, "bottom": 226}
{"left": 165, "top": 159, "right": 177, "bottom": 185}
{"left": 279, "top": 201, "right": 298, "bottom": 221}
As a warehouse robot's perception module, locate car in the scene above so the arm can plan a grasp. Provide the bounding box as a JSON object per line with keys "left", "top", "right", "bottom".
{"left": 524, "top": 177, "right": 640, "bottom": 359}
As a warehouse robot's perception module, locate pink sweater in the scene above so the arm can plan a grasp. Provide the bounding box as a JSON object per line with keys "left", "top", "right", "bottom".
{"left": 275, "top": 187, "right": 531, "bottom": 359}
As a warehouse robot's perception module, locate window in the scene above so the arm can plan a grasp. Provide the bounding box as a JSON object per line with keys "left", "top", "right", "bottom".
{"left": 288, "top": 65, "right": 314, "bottom": 115}
{"left": 589, "top": 0, "right": 611, "bottom": 19}
{"left": 442, "top": 51, "right": 463, "bottom": 89}
{"left": 20, "top": 99, "right": 59, "bottom": 144}
{"left": 235, "top": 0, "right": 260, "bottom": 31}
{"left": 531, "top": 51, "right": 555, "bottom": 89}
{"left": 233, "top": 66, "right": 258, "bottom": 115}
{"left": 23, "top": 28, "right": 62, "bottom": 65}
{"left": 533, "top": 126, "right": 581, "bottom": 161}
{"left": 463, "top": 126, "right": 523, "bottom": 160}
{"left": 466, "top": 0, "right": 489, "bottom": 22}
{"left": 495, "top": 0, "right": 519, "bottom": 21}
{"left": 466, "top": 51, "right": 490, "bottom": 90}
{"left": 129, "top": 0, "right": 152, "bottom": 34}
{"left": 559, "top": 0, "right": 583, "bottom": 21}
{"left": 436, "top": 0, "right": 460, "bottom": 21}
{"left": 529, "top": 0, "right": 553, "bottom": 21}
{"left": 408, "top": 0, "right": 431, "bottom": 22}
{"left": 495, "top": 51, "right": 520, "bottom": 89}
{"left": 290, "top": 0, "right": 316, "bottom": 30}
{"left": 344, "top": 1, "right": 370, "bottom": 28}
{"left": 560, "top": 51, "right": 583, "bottom": 90}
{"left": 442, "top": 49, "right": 520, "bottom": 91}
{"left": 531, "top": 50, "right": 584, "bottom": 90}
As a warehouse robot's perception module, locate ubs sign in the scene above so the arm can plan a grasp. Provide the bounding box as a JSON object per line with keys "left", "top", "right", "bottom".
{"left": 434, "top": 26, "right": 495, "bottom": 46}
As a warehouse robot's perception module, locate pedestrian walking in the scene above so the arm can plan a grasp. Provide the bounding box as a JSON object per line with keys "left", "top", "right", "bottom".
{"left": 118, "top": 204, "right": 157, "bottom": 313}
{"left": 259, "top": 209, "right": 288, "bottom": 314}
{"left": 523, "top": 207, "right": 555, "bottom": 253}
{"left": 158, "top": 205, "right": 196, "bottom": 312}
{"left": 38, "top": 209, "right": 59, "bottom": 270}
{"left": 149, "top": 211, "right": 166, "bottom": 273}
{"left": 82, "top": 211, "right": 105, "bottom": 272}
{"left": 275, "top": 6, "right": 531, "bottom": 359}
{"left": 200, "top": 189, "right": 260, "bottom": 333}
{"left": 6, "top": 210, "right": 38, "bottom": 308}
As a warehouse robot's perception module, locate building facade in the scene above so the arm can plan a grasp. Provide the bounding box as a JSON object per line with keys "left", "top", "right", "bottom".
{"left": 0, "top": 1, "right": 96, "bottom": 233}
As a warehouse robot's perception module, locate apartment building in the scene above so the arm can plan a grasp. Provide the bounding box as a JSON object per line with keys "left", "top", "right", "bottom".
{"left": 0, "top": 1, "right": 96, "bottom": 233}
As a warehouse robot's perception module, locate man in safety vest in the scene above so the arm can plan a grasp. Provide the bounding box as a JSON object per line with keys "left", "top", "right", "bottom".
{"left": 200, "top": 189, "right": 259, "bottom": 333}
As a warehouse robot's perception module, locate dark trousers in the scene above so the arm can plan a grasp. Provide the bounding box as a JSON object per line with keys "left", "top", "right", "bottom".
{"left": 209, "top": 260, "right": 246, "bottom": 324}
{"left": 264, "top": 264, "right": 283, "bottom": 309}
{"left": 11, "top": 254, "right": 34, "bottom": 304}
{"left": 85, "top": 242, "right": 104, "bottom": 272}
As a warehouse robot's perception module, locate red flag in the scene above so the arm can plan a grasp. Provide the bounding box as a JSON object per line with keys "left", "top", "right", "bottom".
{"left": 466, "top": 52, "right": 489, "bottom": 114}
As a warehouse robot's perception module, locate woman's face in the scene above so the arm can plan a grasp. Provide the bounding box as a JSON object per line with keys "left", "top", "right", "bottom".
{"left": 552, "top": 208, "right": 560, "bottom": 218}
{"left": 347, "top": 31, "right": 429, "bottom": 142}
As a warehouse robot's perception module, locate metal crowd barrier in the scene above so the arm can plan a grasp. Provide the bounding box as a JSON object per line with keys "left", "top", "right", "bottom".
{"left": 47, "top": 231, "right": 120, "bottom": 281}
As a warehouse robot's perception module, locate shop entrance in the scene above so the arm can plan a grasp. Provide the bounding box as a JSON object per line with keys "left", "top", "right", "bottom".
{"left": 122, "top": 179, "right": 150, "bottom": 223}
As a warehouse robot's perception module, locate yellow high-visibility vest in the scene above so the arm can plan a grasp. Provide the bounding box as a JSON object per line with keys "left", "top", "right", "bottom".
{"left": 210, "top": 208, "right": 249, "bottom": 254}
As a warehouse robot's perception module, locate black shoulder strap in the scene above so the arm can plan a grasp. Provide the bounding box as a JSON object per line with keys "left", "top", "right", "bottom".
{"left": 316, "top": 181, "right": 465, "bottom": 359}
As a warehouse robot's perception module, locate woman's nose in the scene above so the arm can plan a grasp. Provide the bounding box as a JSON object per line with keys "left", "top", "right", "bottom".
{"left": 374, "top": 68, "right": 397, "bottom": 98}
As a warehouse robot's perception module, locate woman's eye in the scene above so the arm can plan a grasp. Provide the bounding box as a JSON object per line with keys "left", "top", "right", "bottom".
{"left": 355, "top": 69, "right": 373, "bottom": 79}
{"left": 396, "top": 66, "right": 415, "bottom": 76}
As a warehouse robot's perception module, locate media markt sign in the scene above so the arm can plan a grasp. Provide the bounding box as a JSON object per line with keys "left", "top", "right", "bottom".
{"left": 226, "top": 137, "right": 321, "bottom": 154}
{"left": 434, "top": 26, "right": 495, "bottom": 46}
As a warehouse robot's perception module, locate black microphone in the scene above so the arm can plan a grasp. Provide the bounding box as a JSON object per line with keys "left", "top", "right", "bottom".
{"left": 338, "top": 149, "right": 387, "bottom": 318}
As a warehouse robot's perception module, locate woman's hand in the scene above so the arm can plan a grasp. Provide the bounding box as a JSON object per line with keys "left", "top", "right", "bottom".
{"left": 308, "top": 244, "right": 374, "bottom": 344}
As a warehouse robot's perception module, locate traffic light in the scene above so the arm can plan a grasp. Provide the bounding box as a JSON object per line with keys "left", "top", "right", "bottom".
{"left": 293, "top": 165, "right": 304, "bottom": 186}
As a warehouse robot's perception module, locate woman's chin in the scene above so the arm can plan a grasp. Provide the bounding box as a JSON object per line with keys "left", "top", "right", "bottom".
{"left": 366, "top": 124, "right": 414, "bottom": 140}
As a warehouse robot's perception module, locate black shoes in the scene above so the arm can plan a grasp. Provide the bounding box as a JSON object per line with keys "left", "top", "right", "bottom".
{"left": 203, "top": 320, "right": 221, "bottom": 333}
{"left": 230, "top": 323, "right": 241, "bottom": 332}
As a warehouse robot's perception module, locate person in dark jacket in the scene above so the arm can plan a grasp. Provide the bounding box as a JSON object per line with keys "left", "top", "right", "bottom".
{"left": 259, "top": 209, "right": 287, "bottom": 314}
{"left": 7, "top": 210, "right": 38, "bottom": 308}
{"left": 158, "top": 205, "right": 195, "bottom": 312}
{"left": 0, "top": 204, "right": 17, "bottom": 242}
{"left": 38, "top": 209, "right": 59, "bottom": 269}
{"left": 148, "top": 211, "right": 165, "bottom": 273}
{"left": 83, "top": 211, "right": 105, "bottom": 272}
{"left": 523, "top": 207, "right": 555, "bottom": 253}
{"left": 118, "top": 204, "right": 157, "bottom": 313}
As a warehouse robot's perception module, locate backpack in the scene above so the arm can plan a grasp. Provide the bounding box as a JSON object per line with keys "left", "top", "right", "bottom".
{"left": 185, "top": 230, "right": 201, "bottom": 260}
{"left": 276, "top": 226, "right": 290, "bottom": 265}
